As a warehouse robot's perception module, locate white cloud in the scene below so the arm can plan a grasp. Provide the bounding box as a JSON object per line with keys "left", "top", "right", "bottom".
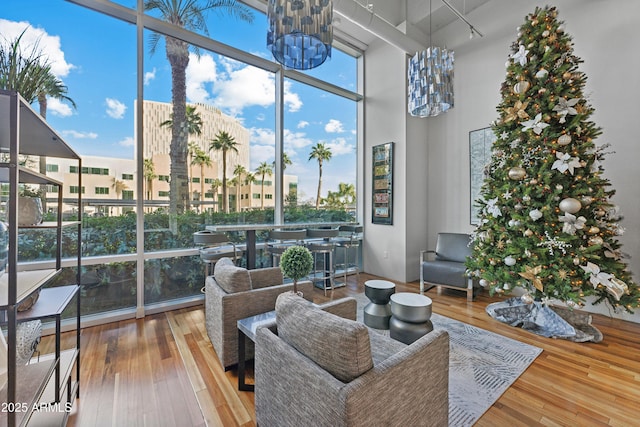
{"left": 185, "top": 55, "right": 303, "bottom": 116}
{"left": 119, "top": 136, "right": 135, "bottom": 147}
{"left": 250, "top": 127, "right": 275, "bottom": 146}
{"left": 284, "top": 129, "right": 313, "bottom": 150}
{"left": 105, "top": 98, "right": 126, "bottom": 119}
{"left": 325, "top": 119, "right": 344, "bottom": 133}
{"left": 186, "top": 53, "right": 217, "bottom": 104}
{"left": 283, "top": 80, "right": 302, "bottom": 112}
{"left": 297, "top": 120, "right": 309, "bottom": 129}
{"left": 212, "top": 61, "right": 274, "bottom": 115}
{"left": 326, "top": 137, "right": 354, "bottom": 155}
{"left": 61, "top": 130, "right": 98, "bottom": 139}
{"left": 0, "top": 19, "right": 74, "bottom": 78}
{"left": 144, "top": 68, "right": 156, "bottom": 86}
{"left": 47, "top": 98, "right": 73, "bottom": 117}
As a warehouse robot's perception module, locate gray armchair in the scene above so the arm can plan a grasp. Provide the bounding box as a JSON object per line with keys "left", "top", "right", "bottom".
{"left": 420, "top": 232, "right": 477, "bottom": 301}
{"left": 205, "top": 258, "right": 313, "bottom": 369}
{"left": 255, "top": 293, "right": 450, "bottom": 427}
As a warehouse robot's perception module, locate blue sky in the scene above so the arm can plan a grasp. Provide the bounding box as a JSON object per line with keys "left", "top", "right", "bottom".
{"left": 1, "top": 0, "right": 358, "bottom": 202}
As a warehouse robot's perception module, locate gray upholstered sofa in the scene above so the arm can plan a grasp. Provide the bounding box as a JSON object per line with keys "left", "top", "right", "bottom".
{"left": 204, "top": 257, "right": 313, "bottom": 369}
{"left": 255, "top": 293, "right": 450, "bottom": 427}
{"left": 420, "top": 232, "right": 478, "bottom": 301}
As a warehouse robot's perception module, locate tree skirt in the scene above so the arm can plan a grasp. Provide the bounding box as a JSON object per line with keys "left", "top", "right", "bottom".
{"left": 486, "top": 298, "right": 603, "bottom": 343}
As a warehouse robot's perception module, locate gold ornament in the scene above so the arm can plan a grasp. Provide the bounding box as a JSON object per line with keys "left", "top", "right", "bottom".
{"left": 588, "top": 226, "right": 600, "bottom": 234}
{"left": 514, "top": 81, "right": 531, "bottom": 94}
{"left": 589, "top": 236, "right": 603, "bottom": 246}
{"left": 530, "top": 179, "right": 538, "bottom": 185}
{"left": 504, "top": 100, "right": 530, "bottom": 122}
{"left": 573, "top": 257, "right": 581, "bottom": 265}
{"left": 508, "top": 167, "right": 527, "bottom": 180}
{"left": 559, "top": 197, "right": 582, "bottom": 214}
{"left": 538, "top": 88, "right": 547, "bottom": 95}
{"left": 562, "top": 71, "right": 572, "bottom": 80}
{"left": 557, "top": 134, "right": 572, "bottom": 145}
{"left": 524, "top": 229, "right": 533, "bottom": 237}
{"left": 581, "top": 196, "right": 593, "bottom": 205}
{"left": 519, "top": 265, "right": 544, "bottom": 292}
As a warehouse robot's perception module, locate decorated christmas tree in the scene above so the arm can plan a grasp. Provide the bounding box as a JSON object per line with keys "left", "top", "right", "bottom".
{"left": 466, "top": 6, "right": 640, "bottom": 313}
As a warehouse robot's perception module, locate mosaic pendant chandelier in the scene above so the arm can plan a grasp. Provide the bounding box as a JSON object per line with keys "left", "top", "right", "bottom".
{"left": 408, "top": 0, "right": 454, "bottom": 118}
{"left": 267, "top": 0, "right": 333, "bottom": 70}
{"left": 408, "top": 47, "right": 454, "bottom": 117}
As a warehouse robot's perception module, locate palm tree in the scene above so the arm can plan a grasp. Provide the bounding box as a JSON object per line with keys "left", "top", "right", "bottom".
{"left": 209, "top": 178, "right": 222, "bottom": 212}
{"left": 111, "top": 178, "right": 129, "bottom": 215}
{"left": 1, "top": 30, "right": 77, "bottom": 208}
{"left": 144, "top": 0, "right": 253, "bottom": 215}
{"left": 337, "top": 182, "right": 356, "bottom": 207}
{"left": 209, "top": 131, "right": 239, "bottom": 213}
{"left": 272, "top": 152, "right": 292, "bottom": 171}
{"left": 227, "top": 176, "right": 238, "bottom": 212}
{"left": 192, "top": 148, "right": 212, "bottom": 212}
{"left": 308, "top": 142, "right": 333, "bottom": 209}
{"left": 36, "top": 73, "right": 76, "bottom": 209}
{"left": 159, "top": 104, "right": 203, "bottom": 210}
{"left": 143, "top": 158, "right": 157, "bottom": 202}
{"left": 0, "top": 30, "right": 52, "bottom": 102}
{"left": 187, "top": 141, "right": 201, "bottom": 198}
{"left": 255, "top": 161, "right": 273, "bottom": 209}
{"left": 233, "top": 164, "right": 247, "bottom": 212}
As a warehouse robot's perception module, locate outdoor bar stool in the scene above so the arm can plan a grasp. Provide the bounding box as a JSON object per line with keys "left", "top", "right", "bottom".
{"left": 266, "top": 229, "right": 307, "bottom": 267}
{"left": 334, "top": 225, "right": 363, "bottom": 285}
{"left": 304, "top": 228, "right": 339, "bottom": 295}
{"left": 193, "top": 230, "right": 243, "bottom": 277}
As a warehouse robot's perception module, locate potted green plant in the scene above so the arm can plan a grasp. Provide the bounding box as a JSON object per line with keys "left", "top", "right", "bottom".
{"left": 279, "top": 245, "right": 313, "bottom": 295}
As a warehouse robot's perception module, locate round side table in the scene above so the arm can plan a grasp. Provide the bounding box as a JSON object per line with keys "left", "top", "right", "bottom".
{"left": 363, "top": 280, "right": 396, "bottom": 329}
{"left": 389, "top": 292, "right": 433, "bottom": 344}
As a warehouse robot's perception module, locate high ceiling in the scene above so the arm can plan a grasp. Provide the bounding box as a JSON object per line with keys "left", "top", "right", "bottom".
{"left": 332, "top": 0, "right": 493, "bottom": 52}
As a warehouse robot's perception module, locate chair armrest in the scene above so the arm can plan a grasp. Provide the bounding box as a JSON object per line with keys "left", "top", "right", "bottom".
{"left": 343, "top": 329, "right": 450, "bottom": 425}
{"left": 316, "top": 297, "right": 357, "bottom": 320}
{"left": 420, "top": 249, "right": 436, "bottom": 263}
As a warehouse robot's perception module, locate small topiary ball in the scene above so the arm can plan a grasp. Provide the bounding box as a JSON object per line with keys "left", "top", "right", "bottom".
{"left": 280, "top": 245, "right": 313, "bottom": 293}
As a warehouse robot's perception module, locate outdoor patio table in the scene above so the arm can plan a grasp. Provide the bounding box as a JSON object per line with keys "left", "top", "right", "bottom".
{"left": 206, "top": 221, "right": 357, "bottom": 269}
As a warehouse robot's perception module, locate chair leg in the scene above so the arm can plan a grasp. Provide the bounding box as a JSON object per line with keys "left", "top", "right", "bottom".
{"left": 467, "top": 278, "right": 474, "bottom": 302}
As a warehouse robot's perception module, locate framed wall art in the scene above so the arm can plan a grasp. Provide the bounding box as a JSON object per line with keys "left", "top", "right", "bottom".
{"left": 372, "top": 142, "right": 394, "bottom": 225}
{"left": 469, "top": 127, "right": 496, "bottom": 225}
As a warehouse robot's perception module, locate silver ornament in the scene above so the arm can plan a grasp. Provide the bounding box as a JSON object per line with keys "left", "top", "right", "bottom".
{"left": 559, "top": 198, "right": 582, "bottom": 214}
{"left": 504, "top": 256, "right": 517, "bottom": 266}
{"left": 521, "top": 293, "right": 534, "bottom": 304}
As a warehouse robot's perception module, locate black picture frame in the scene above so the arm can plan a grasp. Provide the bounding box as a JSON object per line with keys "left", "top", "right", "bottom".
{"left": 372, "top": 142, "right": 393, "bottom": 225}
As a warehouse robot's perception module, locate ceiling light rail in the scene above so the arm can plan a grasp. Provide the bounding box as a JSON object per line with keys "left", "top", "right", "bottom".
{"left": 440, "top": 0, "right": 484, "bottom": 38}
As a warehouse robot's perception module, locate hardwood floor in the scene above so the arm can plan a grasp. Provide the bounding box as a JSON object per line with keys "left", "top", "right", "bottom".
{"left": 52, "top": 273, "right": 639, "bottom": 426}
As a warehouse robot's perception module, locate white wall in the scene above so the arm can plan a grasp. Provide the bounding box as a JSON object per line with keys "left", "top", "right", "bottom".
{"left": 363, "top": 39, "right": 429, "bottom": 282}
{"left": 426, "top": 0, "right": 640, "bottom": 322}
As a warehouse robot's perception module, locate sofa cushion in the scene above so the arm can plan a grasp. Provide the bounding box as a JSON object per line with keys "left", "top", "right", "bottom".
{"left": 214, "top": 257, "right": 251, "bottom": 293}
{"left": 249, "top": 267, "right": 284, "bottom": 290}
{"left": 275, "top": 292, "right": 373, "bottom": 382}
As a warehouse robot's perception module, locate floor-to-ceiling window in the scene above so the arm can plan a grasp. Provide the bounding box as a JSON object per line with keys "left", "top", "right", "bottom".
{"left": 1, "top": 0, "right": 362, "bottom": 324}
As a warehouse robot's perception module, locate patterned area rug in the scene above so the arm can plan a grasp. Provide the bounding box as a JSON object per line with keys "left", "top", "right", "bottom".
{"left": 354, "top": 293, "right": 542, "bottom": 427}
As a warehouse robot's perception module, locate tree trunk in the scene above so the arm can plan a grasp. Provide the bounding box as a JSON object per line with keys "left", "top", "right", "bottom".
{"left": 166, "top": 36, "right": 190, "bottom": 221}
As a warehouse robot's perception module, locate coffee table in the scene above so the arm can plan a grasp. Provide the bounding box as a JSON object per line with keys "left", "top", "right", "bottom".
{"left": 389, "top": 292, "right": 433, "bottom": 344}
{"left": 363, "top": 279, "right": 396, "bottom": 329}
{"left": 237, "top": 311, "right": 277, "bottom": 391}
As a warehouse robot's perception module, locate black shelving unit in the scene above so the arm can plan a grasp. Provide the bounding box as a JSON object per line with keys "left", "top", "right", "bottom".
{"left": 0, "top": 89, "right": 81, "bottom": 427}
